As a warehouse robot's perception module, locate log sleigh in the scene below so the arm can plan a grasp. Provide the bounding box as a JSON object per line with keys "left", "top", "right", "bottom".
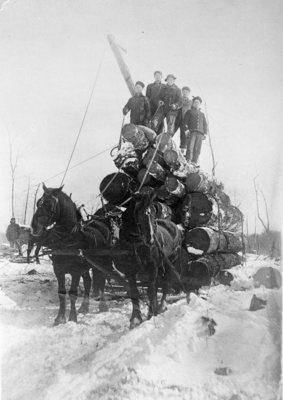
{"left": 99, "top": 124, "right": 244, "bottom": 290}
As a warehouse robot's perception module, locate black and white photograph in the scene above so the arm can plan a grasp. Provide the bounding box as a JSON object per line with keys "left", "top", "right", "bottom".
{"left": 0, "top": 1, "right": 282, "bottom": 399}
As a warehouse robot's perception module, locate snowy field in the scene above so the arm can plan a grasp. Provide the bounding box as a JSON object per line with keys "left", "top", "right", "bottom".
{"left": 0, "top": 253, "right": 281, "bottom": 400}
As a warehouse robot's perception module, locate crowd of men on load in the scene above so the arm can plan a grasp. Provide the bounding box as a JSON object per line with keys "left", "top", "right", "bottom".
{"left": 123, "top": 71, "right": 208, "bottom": 166}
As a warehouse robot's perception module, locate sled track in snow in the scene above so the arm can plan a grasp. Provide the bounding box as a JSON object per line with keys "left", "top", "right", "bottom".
{"left": 0, "top": 257, "right": 281, "bottom": 400}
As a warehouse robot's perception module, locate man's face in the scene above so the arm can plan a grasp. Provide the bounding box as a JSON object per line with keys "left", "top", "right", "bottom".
{"left": 167, "top": 77, "right": 175, "bottom": 86}
{"left": 182, "top": 89, "right": 190, "bottom": 98}
{"left": 154, "top": 73, "right": 162, "bottom": 82}
{"left": 11, "top": 219, "right": 15, "bottom": 224}
{"left": 193, "top": 100, "right": 201, "bottom": 109}
{"left": 135, "top": 84, "right": 143, "bottom": 94}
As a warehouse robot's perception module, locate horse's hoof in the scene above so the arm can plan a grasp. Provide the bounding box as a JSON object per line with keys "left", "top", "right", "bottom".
{"left": 78, "top": 305, "right": 89, "bottom": 314}
{"left": 99, "top": 302, "right": 109, "bottom": 312}
{"left": 68, "top": 313, "right": 77, "bottom": 323}
{"left": 53, "top": 316, "right": 66, "bottom": 326}
{"left": 130, "top": 317, "right": 142, "bottom": 329}
{"left": 158, "top": 303, "right": 168, "bottom": 314}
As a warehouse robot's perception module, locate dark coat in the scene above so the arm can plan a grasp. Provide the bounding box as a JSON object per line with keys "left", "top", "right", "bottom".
{"left": 146, "top": 82, "right": 165, "bottom": 115}
{"left": 6, "top": 223, "right": 21, "bottom": 242}
{"left": 123, "top": 94, "right": 151, "bottom": 126}
{"left": 183, "top": 107, "right": 208, "bottom": 136}
{"left": 159, "top": 83, "right": 182, "bottom": 115}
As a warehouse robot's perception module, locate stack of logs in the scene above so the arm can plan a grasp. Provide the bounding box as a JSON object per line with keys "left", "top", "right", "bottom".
{"left": 99, "top": 123, "right": 244, "bottom": 290}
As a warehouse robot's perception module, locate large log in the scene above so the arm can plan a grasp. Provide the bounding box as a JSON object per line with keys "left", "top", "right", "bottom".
{"left": 111, "top": 142, "right": 141, "bottom": 176}
{"left": 185, "top": 171, "right": 212, "bottom": 193}
{"left": 181, "top": 252, "right": 241, "bottom": 290}
{"left": 165, "top": 176, "right": 186, "bottom": 198}
{"left": 148, "top": 161, "right": 167, "bottom": 182}
{"left": 179, "top": 193, "right": 215, "bottom": 228}
{"left": 121, "top": 124, "right": 156, "bottom": 151}
{"left": 155, "top": 185, "right": 180, "bottom": 206}
{"left": 142, "top": 147, "right": 167, "bottom": 169}
{"left": 100, "top": 172, "right": 134, "bottom": 206}
{"left": 185, "top": 227, "right": 243, "bottom": 253}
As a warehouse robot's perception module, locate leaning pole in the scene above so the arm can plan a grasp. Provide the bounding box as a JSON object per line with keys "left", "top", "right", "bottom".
{"left": 107, "top": 34, "right": 135, "bottom": 96}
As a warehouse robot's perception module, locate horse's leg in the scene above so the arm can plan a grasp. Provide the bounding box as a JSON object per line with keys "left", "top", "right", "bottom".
{"left": 147, "top": 254, "right": 159, "bottom": 320}
{"left": 78, "top": 270, "right": 91, "bottom": 314}
{"left": 159, "top": 265, "right": 170, "bottom": 314}
{"left": 35, "top": 244, "right": 41, "bottom": 264}
{"left": 27, "top": 240, "right": 33, "bottom": 264}
{"left": 97, "top": 267, "right": 108, "bottom": 313}
{"left": 128, "top": 274, "right": 142, "bottom": 329}
{"left": 69, "top": 272, "right": 80, "bottom": 323}
{"left": 54, "top": 266, "right": 67, "bottom": 326}
{"left": 92, "top": 268, "right": 106, "bottom": 299}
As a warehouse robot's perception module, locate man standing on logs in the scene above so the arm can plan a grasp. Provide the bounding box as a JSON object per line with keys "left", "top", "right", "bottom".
{"left": 146, "top": 71, "right": 165, "bottom": 133}
{"left": 158, "top": 74, "right": 182, "bottom": 135}
{"left": 174, "top": 86, "right": 193, "bottom": 154}
{"left": 183, "top": 96, "right": 207, "bottom": 165}
{"left": 123, "top": 81, "right": 151, "bottom": 126}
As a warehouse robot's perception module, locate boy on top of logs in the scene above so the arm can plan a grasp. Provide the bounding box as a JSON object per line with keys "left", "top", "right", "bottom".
{"left": 158, "top": 74, "right": 182, "bottom": 135}
{"left": 123, "top": 81, "right": 151, "bottom": 126}
{"left": 174, "top": 86, "right": 193, "bottom": 154}
{"left": 146, "top": 71, "right": 165, "bottom": 133}
{"left": 183, "top": 96, "right": 207, "bottom": 166}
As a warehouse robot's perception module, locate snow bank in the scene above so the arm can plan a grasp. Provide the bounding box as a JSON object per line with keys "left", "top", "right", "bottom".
{"left": 0, "top": 255, "right": 281, "bottom": 400}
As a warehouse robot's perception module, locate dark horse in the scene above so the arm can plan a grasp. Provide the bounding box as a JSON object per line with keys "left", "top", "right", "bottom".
{"left": 113, "top": 193, "right": 183, "bottom": 327}
{"left": 31, "top": 184, "right": 112, "bottom": 325}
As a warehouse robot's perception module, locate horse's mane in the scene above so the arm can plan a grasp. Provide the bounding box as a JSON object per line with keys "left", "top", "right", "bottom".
{"left": 55, "top": 190, "right": 79, "bottom": 226}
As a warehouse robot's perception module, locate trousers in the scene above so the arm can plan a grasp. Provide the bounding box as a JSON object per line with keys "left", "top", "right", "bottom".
{"left": 186, "top": 131, "right": 203, "bottom": 163}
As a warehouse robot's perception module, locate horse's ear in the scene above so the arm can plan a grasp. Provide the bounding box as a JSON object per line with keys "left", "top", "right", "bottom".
{"left": 59, "top": 185, "right": 64, "bottom": 191}
{"left": 42, "top": 183, "right": 47, "bottom": 192}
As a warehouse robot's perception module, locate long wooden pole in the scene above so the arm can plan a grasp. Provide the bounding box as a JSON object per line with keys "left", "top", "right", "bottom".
{"left": 107, "top": 34, "right": 135, "bottom": 96}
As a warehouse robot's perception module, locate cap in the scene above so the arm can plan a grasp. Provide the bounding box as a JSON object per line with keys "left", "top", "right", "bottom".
{"left": 182, "top": 86, "right": 191, "bottom": 92}
{"left": 165, "top": 74, "right": 176, "bottom": 81}
{"left": 135, "top": 81, "right": 145, "bottom": 89}
{"left": 193, "top": 96, "right": 202, "bottom": 103}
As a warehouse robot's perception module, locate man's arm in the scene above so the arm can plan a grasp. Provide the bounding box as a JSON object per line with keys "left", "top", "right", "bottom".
{"left": 144, "top": 97, "right": 151, "bottom": 125}
{"left": 123, "top": 98, "right": 131, "bottom": 115}
{"left": 203, "top": 112, "right": 208, "bottom": 136}
{"left": 145, "top": 84, "right": 151, "bottom": 100}
{"left": 183, "top": 109, "right": 191, "bottom": 131}
{"left": 171, "top": 87, "right": 182, "bottom": 110}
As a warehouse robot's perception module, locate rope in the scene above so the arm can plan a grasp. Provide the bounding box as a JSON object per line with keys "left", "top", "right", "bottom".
{"left": 137, "top": 132, "right": 165, "bottom": 192}
{"left": 60, "top": 47, "right": 106, "bottom": 185}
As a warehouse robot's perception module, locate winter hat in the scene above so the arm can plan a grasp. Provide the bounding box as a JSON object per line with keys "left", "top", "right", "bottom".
{"left": 135, "top": 81, "right": 145, "bottom": 89}
{"left": 193, "top": 96, "right": 202, "bottom": 103}
{"left": 154, "top": 70, "right": 162, "bottom": 76}
{"left": 182, "top": 86, "right": 191, "bottom": 92}
{"left": 165, "top": 74, "right": 176, "bottom": 81}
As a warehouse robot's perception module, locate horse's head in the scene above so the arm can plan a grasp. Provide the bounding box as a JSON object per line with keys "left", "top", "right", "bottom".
{"left": 133, "top": 191, "right": 157, "bottom": 246}
{"left": 31, "top": 183, "right": 64, "bottom": 237}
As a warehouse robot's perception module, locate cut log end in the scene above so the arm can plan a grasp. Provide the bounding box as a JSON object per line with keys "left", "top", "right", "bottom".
{"left": 186, "top": 227, "right": 211, "bottom": 253}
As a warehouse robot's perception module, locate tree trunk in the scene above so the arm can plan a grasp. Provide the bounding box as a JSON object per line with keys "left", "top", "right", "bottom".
{"left": 100, "top": 172, "right": 134, "bottom": 205}
{"left": 185, "top": 227, "right": 243, "bottom": 253}
{"left": 181, "top": 252, "right": 241, "bottom": 290}
{"left": 165, "top": 176, "right": 186, "bottom": 198}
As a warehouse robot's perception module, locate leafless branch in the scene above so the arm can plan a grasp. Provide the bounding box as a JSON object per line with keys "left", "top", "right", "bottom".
{"left": 253, "top": 177, "right": 269, "bottom": 233}
{"left": 204, "top": 102, "right": 216, "bottom": 177}
{"left": 9, "top": 139, "right": 19, "bottom": 218}
{"left": 258, "top": 187, "right": 270, "bottom": 231}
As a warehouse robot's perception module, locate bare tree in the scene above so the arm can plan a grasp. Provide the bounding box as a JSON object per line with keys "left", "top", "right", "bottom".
{"left": 9, "top": 140, "right": 19, "bottom": 218}
{"left": 23, "top": 178, "right": 30, "bottom": 225}
{"left": 204, "top": 102, "right": 217, "bottom": 177}
{"left": 253, "top": 177, "right": 270, "bottom": 233}
{"left": 33, "top": 184, "right": 40, "bottom": 214}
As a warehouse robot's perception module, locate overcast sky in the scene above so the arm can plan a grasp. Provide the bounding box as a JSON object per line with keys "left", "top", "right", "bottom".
{"left": 0, "top": 0, "right": 282, "bottom": 233}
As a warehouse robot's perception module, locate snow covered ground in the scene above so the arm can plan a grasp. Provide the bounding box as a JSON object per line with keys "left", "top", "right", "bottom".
{"left": 0, "top": 253, "right": 281, "bottom": 400}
